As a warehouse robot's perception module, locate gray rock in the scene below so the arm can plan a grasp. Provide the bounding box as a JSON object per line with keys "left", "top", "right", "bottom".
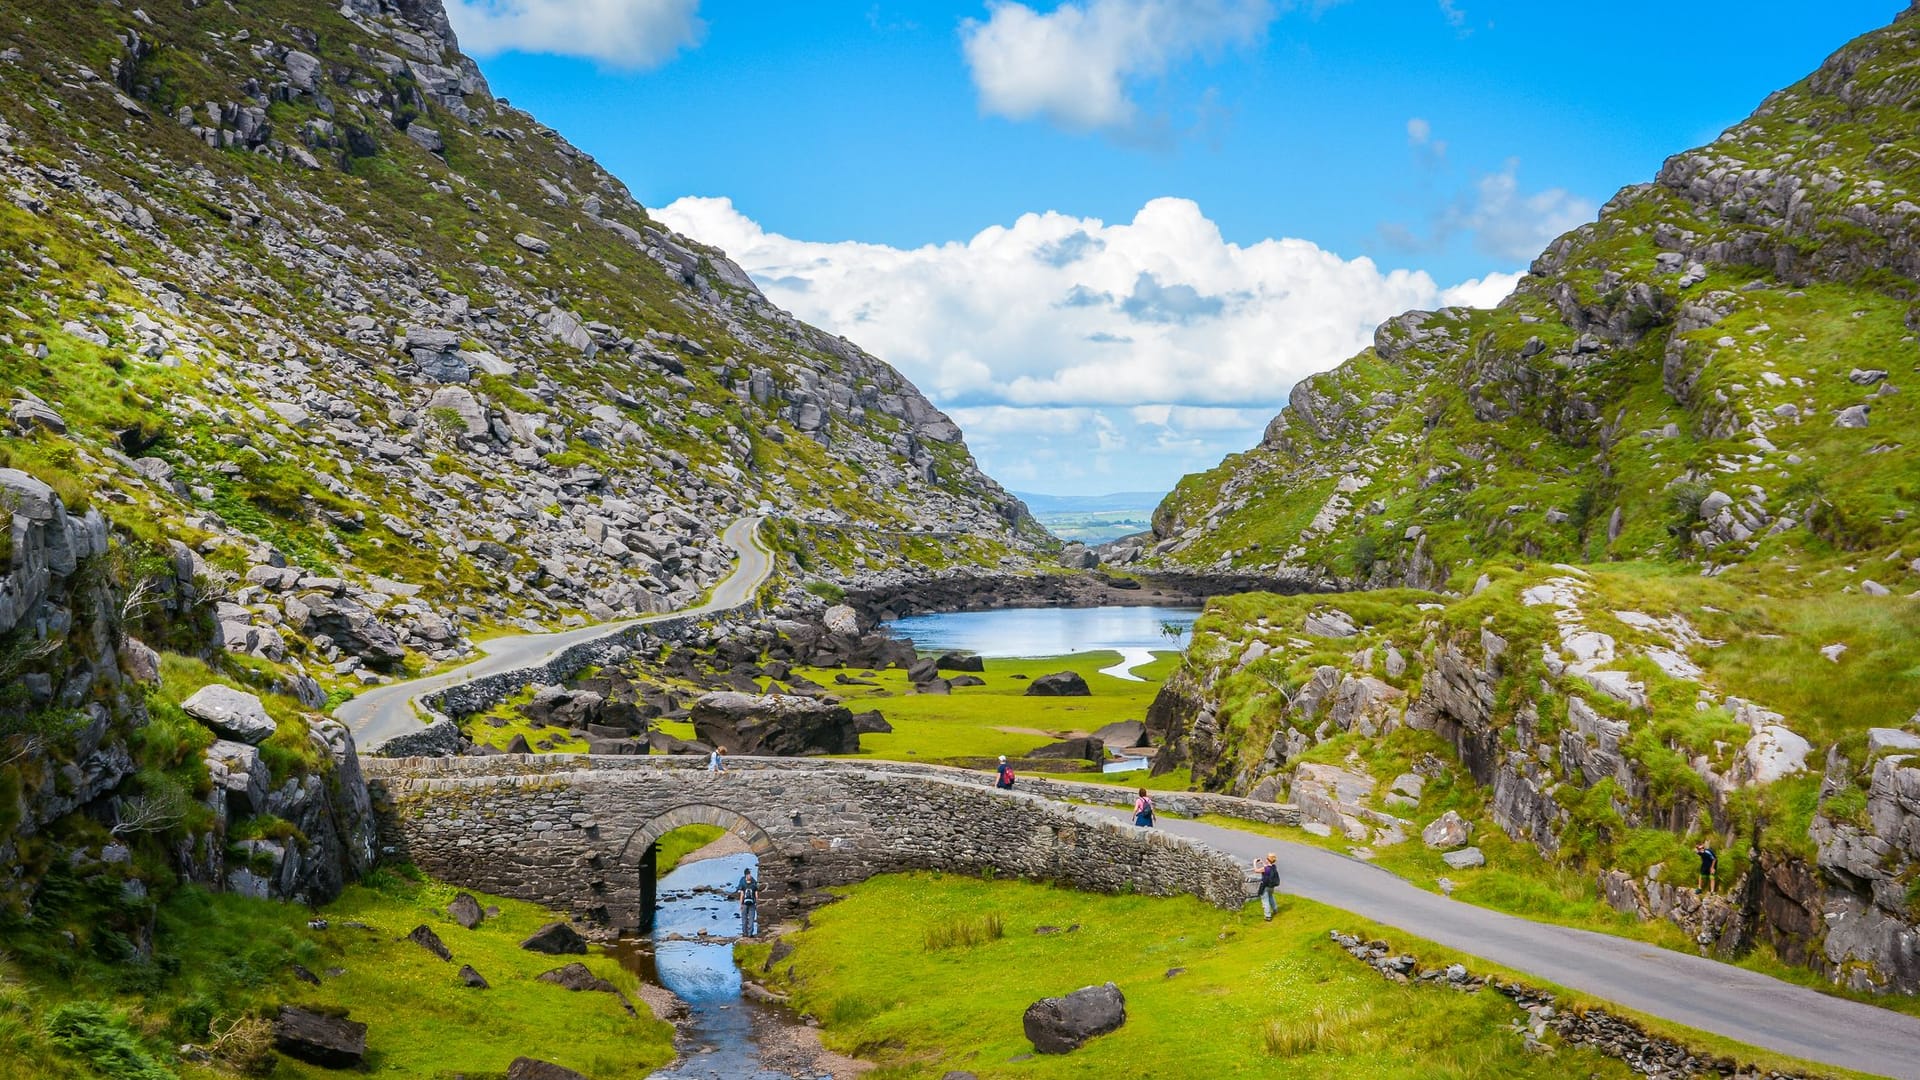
{"left": 182, "top": 684, "right": 278, "bottom": 744}
{"left": 1022, "top": 982, "right": 1126, "bottom": 1054}
{"left": 205, "top": 739, "right": 268, "bottom": 815}
{"left": 513, "top": 232, "right": 552, "bottom": 254}
{"left": 274, "top": 1006, "right": 366, "bottom": 1069}
{"left": 284, "top": 50, "right": 322, "bottom": 93}
{"left": 1422, "top": 810, "right": 1472, "bottom": 849}
{"left": 1442, "top": 846, "right": 1486, "bottom": 869}
{"left": 507, "top": 1059, "right": 587, "bottom": 1080}
{"left": 405, "top": 123, "right": 444, "bottom": 153}
{"left": 936, "top": 652, "right": 985, "bottom": 672}
{"left": 1867, "top": 728, "right": 1920, "bottom": 755}
{"left": 9, "top": 398, "right": 66, "bottom": 434}
{"left": 1835, "top": 404, "right": 1872, "bottom": 428}
{"left": 1304, "top": 609, "right": 1359, "bottom": 638}
{"left": 459, "top": 964, "right": 489, "bottom": 989}
{"left": 520, "top": 921, "right": 588, "bottom": 955}
{"left": 448, "top": 892, "right": 486, "bottom": 929}
{"left": 822, "top": 604, "right": 860, "bottom": 635}
{"left": 691, "top": 692, "right": 859, "bottom": 756}
{"left": 1026, "top": 671, "right": 1091, "bottom": 697}
{"left": 1698, "top": 490, "right": 1734, "bottom": 518}
{"left": 407, "top": 924, "right": 452, "bottom": 961}
{"left": 1091, "top": 720, "right": 1149, "bottom": 749}
{"left": 1850, "top": 368, "right": 1889, "bottom": 385}
{"left": 1862, "top": 580, "right": 1891, "bottom": 596}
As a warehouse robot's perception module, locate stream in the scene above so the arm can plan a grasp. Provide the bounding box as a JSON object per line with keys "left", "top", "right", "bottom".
{"left": 617, "top": 852, "right": 820, "bottom": 1080}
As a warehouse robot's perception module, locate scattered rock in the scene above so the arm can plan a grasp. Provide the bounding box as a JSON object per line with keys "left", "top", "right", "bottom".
{"left": 507, "top": 1059, "right": 587, "bottom": 1080}
{"left": 459, "top": 964, "right": 489, "bottom": 989}
{"left": 1820, "top": 643, "right": 1848, "bottom": 663}
{"left": 1422, "top": 811, "right": 1472, "bottom": 849}
{"left": 1834, "top": 404, "right": 1871, "bottom": 428}
{"left": 513, "top": 232, "right": 552, "bottom": 254}
{"left": 1867, "top": 728, "right": 1920, "bottom": 755}
{"left": 448, "top": 892, "right": 485, "bottom": 929}
{"left": 851, "top": 710, "right": 892, "bottom": 734}
{"left": 1022, "top": 982, "right": 1126, "bottom": 1054}
{"left": 406, "top": 924, "right": 452, "bottom": 961}
{"left": 1304, "top": 609, "right": 1359, "bottom": 638}
{"left": 520, "top": 921, "right": 588, "bottom": 955}
{"left": 1025, "top": 671, "right": 1091, "bottom": 697}
{"left": 273, "top": 1006, "right": 366, "bottom": 1068}
{"left": 181, "top": 684, "right": 278, "bottom": 744}
{"left": 691, "top": 692, "right": 859, "bottom": 755}
{"left": 1442, "top": 847, "right": 1486, "bottom": 869}
{"left": 936, "top": 652, "right": 985, "bottom": 672}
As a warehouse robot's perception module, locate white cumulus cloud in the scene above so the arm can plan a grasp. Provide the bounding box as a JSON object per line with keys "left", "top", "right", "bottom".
{"left": 444, "top": 0, "right": 703, "bottom": 68}
{"left": 657, "top": 194, "right": 1519, "bottom": 492}
{"left": 959, "top": 0, "right": 1275, "bottom": 133}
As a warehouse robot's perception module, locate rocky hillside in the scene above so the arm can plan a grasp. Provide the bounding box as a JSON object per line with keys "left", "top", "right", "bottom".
{"left": 1139, "top": 5, "right": 1920, "bottom": 995}
{"left": 0, "top": 0, "right": 1042, "bottom": 688}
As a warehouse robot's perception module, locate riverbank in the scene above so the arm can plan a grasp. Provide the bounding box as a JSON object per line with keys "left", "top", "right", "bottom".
{"left": 838, "top": 566, "right": 1330, "bottom": 624}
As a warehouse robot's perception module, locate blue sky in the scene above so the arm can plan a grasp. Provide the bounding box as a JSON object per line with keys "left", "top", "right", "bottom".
{"left": 447, "top": 0, "right": 1901, "bottom": 495}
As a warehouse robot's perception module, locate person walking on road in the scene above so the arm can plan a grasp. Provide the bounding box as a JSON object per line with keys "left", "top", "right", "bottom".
{"left": 995, "top": 755, "right": 1015, "bottom": 789}
{"left": 736, "top": 867, "right": 759, "bottom": 935}
{"left": 1695, "top": 840, "right": 1718, "bottom": 893}
{"left": 708, "top": 747, "right": 726, "bottom": 776}
{"left": 1133, "top": 787, "right": 1156, "bottom": 828}
{"left": 1255, "top": 854, "right": 1280, "bottom": 921}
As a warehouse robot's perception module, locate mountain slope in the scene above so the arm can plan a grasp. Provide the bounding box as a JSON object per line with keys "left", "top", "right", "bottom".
{"left": 1137, "top": 5, "right": 1920, "bottom": 995}
{"left": 0, "top": 0, "right": 1041, "bottom": 683}
{"left": 1146, "top": 2, "right": 1920, "bottom": 586}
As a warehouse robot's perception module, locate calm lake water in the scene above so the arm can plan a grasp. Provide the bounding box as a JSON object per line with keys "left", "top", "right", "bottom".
{"left": 882, "top": 604, "right": 1200, "bottom": 658}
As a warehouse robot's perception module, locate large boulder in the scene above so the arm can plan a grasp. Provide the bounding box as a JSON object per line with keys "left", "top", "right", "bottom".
{"left": 274, "top": 1006, "right": 366, "bottom": 1068}
{"left": 1026, "top": 671, "right": 1091, "bottom": 697}
{"left": 1091, "top": 720, "right": 1149, "bottom": 749}
{"left": 1422, "top": 810, "right": 1473, "bottom": 850}
{"left": 851, "top": 710, "right": 893, "bottom": 734}
{"left": 507, "top": 1059, "right": 588, "bottom": 1080}
{"left": 448, "top": 892, "right": 485, "bottom": 929}
{"left": 936, "top": 652, "right": 985, "bottom": 672}
{"left": 301, "top": 594, "right": 406, "bottom": 669}
{"left": 1029, "top": 737, "right": 1104, "bottom": 762}
{"left": 181, "top": 684, "right": 278, "bottom": 744}
{"left": 907, "top": 657, "right": 940, "bottom": 683}
{"left": 691, "top": 692, "right": 858, "bottom": 756}
{"left": 1022, "top": 982, "right": 1126, "bottom": 1054}
{"left": 520, "top": 921, "right": 588, "bottom": 955}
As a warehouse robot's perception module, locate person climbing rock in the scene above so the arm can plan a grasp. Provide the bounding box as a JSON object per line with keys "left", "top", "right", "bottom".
{"left": 995, "top": 755, "right": 1015, "bottom": 789}
{"left": 1256, "top": 854, "right": 1280, "bottom": 921}
{"left": 736, "top": 867, "right": 759, "bottom": 935}
{"left": 1133, "top": 787, "right": 1156, "bottom": 827}
{"left": 1695, "top": 840, "right": 1718, "bottom": 893}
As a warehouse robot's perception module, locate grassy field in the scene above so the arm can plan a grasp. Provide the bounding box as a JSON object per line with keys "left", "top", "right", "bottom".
{"left": 795, "top": 651, "right": 1179, "bottom": 767}
{"left": 0, "top": 869, "right": 673, "bottom": 1080}
{"left": 739, "top": 873, "right": 1846, "bottom": 1080}
{"left": 655, "top": 824, "right": 728, "bottom": 876}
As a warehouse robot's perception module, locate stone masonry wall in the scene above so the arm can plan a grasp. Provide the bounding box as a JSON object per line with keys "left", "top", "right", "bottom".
{"left": 364, "top": 756, "right": 1252, "bottom": 930}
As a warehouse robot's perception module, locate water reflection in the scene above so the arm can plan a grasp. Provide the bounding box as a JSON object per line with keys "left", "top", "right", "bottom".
{"left": 883, "top": 604, "right": 1199, "bottom": 658}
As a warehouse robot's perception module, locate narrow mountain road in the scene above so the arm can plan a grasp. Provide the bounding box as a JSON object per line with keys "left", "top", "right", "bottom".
{"left": 337, "top": 516, "right": 771, "bottom": 749}
{"left": 1090, "top": 808, "right": 1920, "bottom": 1079}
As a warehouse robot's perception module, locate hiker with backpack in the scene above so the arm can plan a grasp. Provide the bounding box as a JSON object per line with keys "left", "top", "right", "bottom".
{"left": 996, "top": 755, "right": 1015, "bottom": 789}
{"left": 1255, "top": 854, "right": 1280, "bottom": 921}
{"left": 1133, "top": 787, "right": 1156, "bottom": 827}
{"left": 736, "top": 867, "right": 759, "bottom": 935}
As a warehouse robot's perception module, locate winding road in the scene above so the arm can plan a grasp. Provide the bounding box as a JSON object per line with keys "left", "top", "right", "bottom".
{"left": 337, "top": 516, "right": 771, "bottom": 749}
{"left": 1091, "top": 807, "right": 1920, "bottom": 1079}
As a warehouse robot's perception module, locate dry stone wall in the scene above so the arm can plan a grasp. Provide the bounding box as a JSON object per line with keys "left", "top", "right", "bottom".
{"left": 364, "top": 756, "right": 1251, "bottom": 930}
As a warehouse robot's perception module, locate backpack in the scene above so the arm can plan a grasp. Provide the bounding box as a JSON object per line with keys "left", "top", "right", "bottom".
{"left": 1001, "top": 767, "right": 1015, "bottom": 787}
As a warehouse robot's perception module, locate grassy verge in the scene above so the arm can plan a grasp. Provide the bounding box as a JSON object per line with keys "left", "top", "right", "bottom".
{"left": 802, "top": 651, "right": 1178, "bottom": 766}
{"left": 740, "top": 873, "right": 1858, "bottom": 1080}
{"left": 0, "top": 868, "right": 673, "bottom": 1080}
{"left": 655, "top": 825, "right": 728, "bottom": 876}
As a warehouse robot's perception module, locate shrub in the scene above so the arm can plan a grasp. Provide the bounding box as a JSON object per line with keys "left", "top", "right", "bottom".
{"left": 42, "top": 1001, "right": 172, "bottom": 1080}
{"left": 802, "top": 580, "right": 845, "bottom": 603}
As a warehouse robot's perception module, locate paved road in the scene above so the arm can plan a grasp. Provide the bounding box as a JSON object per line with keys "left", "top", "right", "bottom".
{"left": 337, "top": 516, "right": 771, "bottom": 750}
{"left": 1088, "top": 808, "right": 1920, "bottom": 1078}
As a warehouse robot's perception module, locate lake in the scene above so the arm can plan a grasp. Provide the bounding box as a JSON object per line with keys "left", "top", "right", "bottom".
{"left": 882, "top": 604, "right": 1200, "bottom": 681}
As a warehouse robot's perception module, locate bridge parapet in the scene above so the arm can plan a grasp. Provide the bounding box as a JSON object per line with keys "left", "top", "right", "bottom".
{"left": 365, "top": 756, "right": 1251, "bottom": 931}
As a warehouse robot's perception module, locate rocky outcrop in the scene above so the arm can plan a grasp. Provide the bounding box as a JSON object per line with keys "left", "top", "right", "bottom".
{"left": 273, "top": 1006, "right": 367, "bottom": 1069}
{"left": 690, "top": 692, "right": 859, "bottom": 756}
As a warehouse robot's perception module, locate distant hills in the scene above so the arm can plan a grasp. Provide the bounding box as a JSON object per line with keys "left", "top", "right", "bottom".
{"left": 1013, "top": 490, "right": 1165, "bottom": 544}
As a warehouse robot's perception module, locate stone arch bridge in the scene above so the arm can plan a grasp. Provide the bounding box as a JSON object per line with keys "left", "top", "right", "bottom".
{"left": 362, "top": 756, "right": 1248, "bottom": 932}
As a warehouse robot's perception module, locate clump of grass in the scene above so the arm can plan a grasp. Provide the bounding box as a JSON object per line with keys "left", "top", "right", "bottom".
{"left": 41, "top": 1002, "right": 171, "bottom": 1080}
{"left": 923, "top": 912, "right": 1003, "bottom": 951}
{"left": 1262, "top": 1002, "right": 1375, "bottom": 1056}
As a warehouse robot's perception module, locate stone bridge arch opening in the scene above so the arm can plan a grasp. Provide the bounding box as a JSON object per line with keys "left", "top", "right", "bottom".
{"left": 616, "top": 803, "right": 781, "bottom": 933}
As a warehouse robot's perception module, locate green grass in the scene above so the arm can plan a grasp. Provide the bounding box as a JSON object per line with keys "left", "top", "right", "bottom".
{"left": 738, "top": 872, "right": 1850, "bottom": 1080}
{"left": 0, "top": 869, "right": 673, "bottom": 1080}
{"left": 654, "top": 824, "right": 727, "bottom": 877}
{"left": 802, "top": 651, "right": 1178, "bottom": 767}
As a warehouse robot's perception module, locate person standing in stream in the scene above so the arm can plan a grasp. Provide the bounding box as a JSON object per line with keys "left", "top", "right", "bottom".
{"left": 736, "top": 867, "right": 759, "bottom": 935}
